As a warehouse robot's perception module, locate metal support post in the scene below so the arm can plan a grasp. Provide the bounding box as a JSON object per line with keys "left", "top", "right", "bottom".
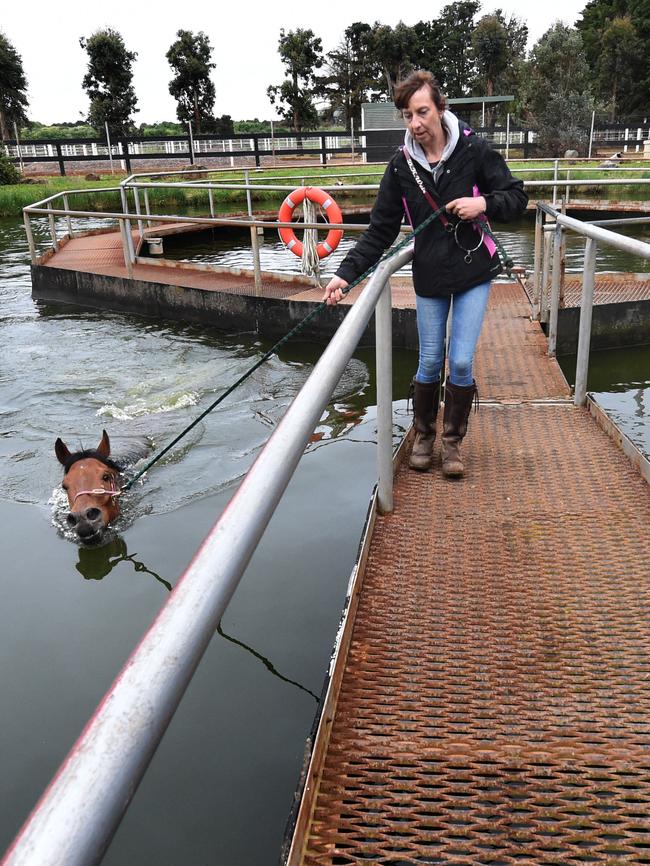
{"left": 505, "top": 114, "right": 510, "bottom": 161}
{"left": 119, "top": 219, "right": 134, "bottom": 278}
{"left": 588, "top": 110, "right": 595, "bottom": 159}
{"left": 574, "top": 238, "right": 597, "bottom": 406}
{"left": 63, "top": 194, "right": 74, "bottom": 238}
{"left": 208, "top": 188, "right": 215, "bottom": 219}
{"left": 143, "top": 189, "right": 151, "bottom": 228}
{"left": 547, "top": 222, "right": 564, "bottom": 356}
{"left": 532, "top": 207, "right": 543, "bottom": 318}
{"left": 133, "top": 186, "right": 145, "bottom": 240}
{"left": 120, "top": 186, "right": 136, "bottom": 264}
{"left": 23, "top": 211, "right": 37, "bottom": 264}
{"left": 375, "top": 279, "right": 394, "bottom": 514}
{"left": 552, "top": 159, "right": 559, "bottom": 205}
{"left": 47, "top": 202, "right": 59, "bottom": 251}
{"left": 245, "top": 170, "right": 262, "bottom": 295}
{"left": 540, "top": 228, "right": 553, "bottom": 324}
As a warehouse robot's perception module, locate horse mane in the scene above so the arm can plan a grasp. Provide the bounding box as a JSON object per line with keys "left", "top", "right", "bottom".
{"left": 61, "top": 450, "right": 124, "bottom": 474}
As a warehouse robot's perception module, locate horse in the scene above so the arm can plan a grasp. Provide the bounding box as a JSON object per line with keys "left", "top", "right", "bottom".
{"left": 55, "top": 430, "right": 123, "bottom": 545}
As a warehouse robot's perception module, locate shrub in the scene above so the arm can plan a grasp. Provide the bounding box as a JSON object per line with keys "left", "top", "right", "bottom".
{"left": 0, "top": 154, "right": 21, "bottom": 185}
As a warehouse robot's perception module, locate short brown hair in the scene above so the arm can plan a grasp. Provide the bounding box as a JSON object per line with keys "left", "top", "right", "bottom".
{"left": 394, "top": 70, "right": 446, "bottom": 113}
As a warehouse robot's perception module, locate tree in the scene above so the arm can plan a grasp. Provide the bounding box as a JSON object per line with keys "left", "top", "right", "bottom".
{"left": 318, "top": 22, "right": 378, "bottom": 127}
{"left": 436, "top": 0, "right": 481, "bottom": 97}
{"left": 80, "top": 28, "right": 138, "bottom": 137}
{"left": 267, "top": 29, "right": 323, "bottom": 132}
{"left": 166, "top": 30, "right": 216, "bottom": 134}
{"left": 0, "top": 32, "right": 29, "bottom": 141}
{"left": 577, "top": 0, "right": 647, "bottom": 117}
{"left": 369, "top": 22, "right": 420, "bottom": 99}
{"left": 472, "top": 15, "right": 509, "bottom": 98}
{"left": 411, "top": 21, "right": 447, "bottom": 88}
{"left": 520, "top": 24, "right": 595, "bottom": 155}
{"left": 598, "top": 16, "right": 644, "bottom": 119}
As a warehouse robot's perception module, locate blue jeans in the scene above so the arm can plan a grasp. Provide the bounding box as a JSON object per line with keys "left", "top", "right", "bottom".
{"left": 415, "top": 280, "right": 491, "bottom": 387}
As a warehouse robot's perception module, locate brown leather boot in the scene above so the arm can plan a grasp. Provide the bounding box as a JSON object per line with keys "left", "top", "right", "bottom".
{"left": 441, "top": 381, "right": 478, "bottom": 478}
{"left": 408, "top": 379, "right": 440, "bottom": 471}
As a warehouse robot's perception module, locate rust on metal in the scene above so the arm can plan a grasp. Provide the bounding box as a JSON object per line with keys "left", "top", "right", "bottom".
{"left": 296, "top": 404, "right": 650, "bottom": 865}
{"left": 289, "top": 277, "right": 650, "bottom": 865}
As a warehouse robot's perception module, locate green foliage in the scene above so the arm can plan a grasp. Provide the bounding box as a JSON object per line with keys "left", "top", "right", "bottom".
{"left": 472, "top": 15, "right": 509, "bottom": 98}
{"left": 369, "top": 21, "right": 420, "bottom": 98}
{"left": 317, "top": 22, "right": 378, "bottom": 127}
{"left": 267, "top": 29, "right": 323, "bottom": 132}
{"left": 137, "top": 121, "right": 185, "bottom": 137}
{"left": 0, "top": 31, "right": 29, "bottom": 141}
{"left": 520, "top": 24, "right": 595, "bottom": 155}
{"left": 0, "top": 152, "right": 21, "bottom": 184}
{"left": 166, "top": 30, "right": 216, "bottom": 134}
{"left": 22, "top": 122, "right": 98, "bottom": 139}
{"left": 577, "top": 0, "right": 649, "bottom": 116}
{"left": 80, "top": 28, "right": 138, "bottom": 137}
{"left": 436, "top": 0, "right": 481, "bottom": 96}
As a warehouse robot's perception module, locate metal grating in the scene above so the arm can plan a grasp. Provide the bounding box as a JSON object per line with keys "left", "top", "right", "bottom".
{"left": 300, "top": 404, "right": 650, "bottom": 865}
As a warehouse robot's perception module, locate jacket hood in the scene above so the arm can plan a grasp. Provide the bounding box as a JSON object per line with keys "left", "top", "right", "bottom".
{"left": 404, "top": 110, "right": 461, "bottom": 183}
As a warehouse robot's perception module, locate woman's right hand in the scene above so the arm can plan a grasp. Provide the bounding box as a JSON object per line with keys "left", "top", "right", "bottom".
{"left": 322, "top": 276, "right": 349, "bottom": 306}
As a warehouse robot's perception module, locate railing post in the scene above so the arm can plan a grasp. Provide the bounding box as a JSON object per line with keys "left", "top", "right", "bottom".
{"left": 119, "top": 218, "right": 134, "bottom": 278}
{"left": 143, "top": 188, "right": 151, "bottom": 228}
{"left": 119, "top": 185, "right": 136, "bottom": 264}
{"left": 23, "top": 210, "right": 37, "bottom": 264}
{"left": 133, "top": 185, "right": 145, "bottom": 241}
{"left": 532, "top": 207, "right": 543, "bottom": 318}
{"left": 245, "top": 170, "right": 262, "bottom": 296}
{"left": 62, "top": 194, "right": 74, "bottom": 238}
{"left": 376, "top": 278, "right": 393, "bottom": 514}
{"left": 574, "top": 237, "right": 597, "bottom": 406}
{"left": 540, "top": 225, "right": 553, "bottom": 324}
{"left": 208, "top": 188, "right": 215, "bottom": 219}
{"left": 47, "top": 202, "right": 59, "bottom": 251}
{"left": 552, "top": 158, "right": 559, "bottom": 206}
{"left": 547, "top": 221, "right": 563, "bottom": 357}
{"left": 253, "top": 134, "right": 261, "bottom": 168}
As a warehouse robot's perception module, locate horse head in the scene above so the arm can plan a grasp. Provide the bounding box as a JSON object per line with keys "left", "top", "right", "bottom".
{"left": 55, "top": 430, "right": 123, "bottom": 545}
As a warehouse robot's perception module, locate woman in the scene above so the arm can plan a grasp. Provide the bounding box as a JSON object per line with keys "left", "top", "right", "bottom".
{"left": 323, "top": 70, "right": 527, "bottom": 477}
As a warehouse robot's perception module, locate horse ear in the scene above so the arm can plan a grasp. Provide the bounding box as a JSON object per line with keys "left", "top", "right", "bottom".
{"left": 97, "top": 430, "right": 111, "bottom": 458}
{"left": 55, "top": 437, "right": 71, "bottom": 465}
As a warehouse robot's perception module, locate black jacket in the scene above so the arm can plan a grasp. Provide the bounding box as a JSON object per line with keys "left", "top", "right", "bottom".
{"left": 335, "top": 123, "right": 528, "bottom": 297}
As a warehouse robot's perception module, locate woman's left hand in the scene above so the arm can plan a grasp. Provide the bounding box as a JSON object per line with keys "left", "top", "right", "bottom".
{"left": 446, "top": 196, "right": 487, "bottom": 221}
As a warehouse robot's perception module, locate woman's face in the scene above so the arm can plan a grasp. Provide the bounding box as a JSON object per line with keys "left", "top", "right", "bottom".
{"left": 402, "top": 86, "right": 443, "bottom": 149}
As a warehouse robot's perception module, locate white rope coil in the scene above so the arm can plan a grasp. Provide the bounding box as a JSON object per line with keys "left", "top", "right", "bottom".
{"left": 300, "top": 195, "right": 321, "bottom": 283}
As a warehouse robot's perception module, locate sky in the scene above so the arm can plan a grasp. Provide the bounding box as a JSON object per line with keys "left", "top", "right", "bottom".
{"left": 3, "top": 0, "right": 590, "bottom": 125}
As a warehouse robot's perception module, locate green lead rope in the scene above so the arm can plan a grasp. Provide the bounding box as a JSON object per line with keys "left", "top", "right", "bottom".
{"left": 123, "top": 204, "right": 511, "bottom": 491}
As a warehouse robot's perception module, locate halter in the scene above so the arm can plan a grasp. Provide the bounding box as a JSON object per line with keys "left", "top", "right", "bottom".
{"left": 71, "top": 478, "right": 122, "bottom": 508}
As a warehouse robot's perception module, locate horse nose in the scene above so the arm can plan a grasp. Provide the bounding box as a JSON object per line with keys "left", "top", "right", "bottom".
{"left": 66, "top": 507, "right": 104, "bottom": 541}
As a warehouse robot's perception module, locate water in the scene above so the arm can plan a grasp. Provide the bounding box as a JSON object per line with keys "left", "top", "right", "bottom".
{"left": 1, "top": 211, "right": 648, "bottom": 865}
{"left": 0, "top": 215, "right": 414, "bottom": 865}
{"left": 559, "top": 345, "right": 650, "bottom": 458}
{"left": 164, "top": 211, "right": 650, "bottom": 277}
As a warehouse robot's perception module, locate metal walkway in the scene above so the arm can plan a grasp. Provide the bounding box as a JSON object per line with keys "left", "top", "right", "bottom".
{"left": 290, "top": 283, "right": 650, "bottom": 865}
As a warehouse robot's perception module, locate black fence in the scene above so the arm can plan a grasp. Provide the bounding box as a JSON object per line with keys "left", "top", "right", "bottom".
{"left": 3, "top": 124, "right": 648, "bottom": 175}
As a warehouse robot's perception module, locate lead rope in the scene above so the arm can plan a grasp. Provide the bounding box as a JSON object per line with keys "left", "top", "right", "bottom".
{"left": 122, "top": 201, "right": 450, "bottom": 492}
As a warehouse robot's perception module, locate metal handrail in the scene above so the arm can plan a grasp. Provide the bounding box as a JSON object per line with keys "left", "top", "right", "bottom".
{"left": 1, "top": 244, "right": 414, "bottom": 866}
{"left": 534, "top": 203, "right": 650, "bottom": 405}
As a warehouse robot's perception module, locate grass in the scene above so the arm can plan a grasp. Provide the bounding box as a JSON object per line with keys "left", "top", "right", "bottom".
{"left": 2, "top": 159, "right": 649, "bottom": 219}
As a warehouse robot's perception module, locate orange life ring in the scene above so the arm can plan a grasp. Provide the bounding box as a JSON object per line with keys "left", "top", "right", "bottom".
{"left": 278, "top": 187, "right": 343, "bottom": 259}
